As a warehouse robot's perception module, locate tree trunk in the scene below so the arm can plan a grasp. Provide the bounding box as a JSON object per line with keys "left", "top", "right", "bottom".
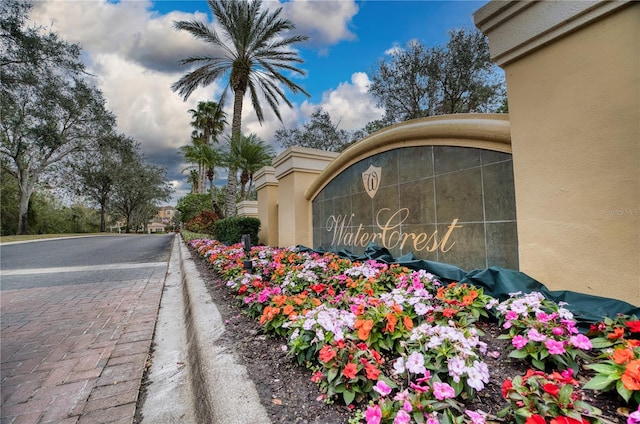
{"left": 17, "top": 170, "right": 35, "bottom": 235}
{"left": 224, "top": 89, "right": 244, "bottom": 217}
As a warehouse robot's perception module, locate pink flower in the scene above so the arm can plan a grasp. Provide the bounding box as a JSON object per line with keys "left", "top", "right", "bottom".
{"left": 527, "top": 328, "right": 547, "bottom": 342}
{"left": 394, "top": 410, "right": 411, "bottom": 424}
{"left": 512, "top": 335, "right": 528, "bottom": 349}
{"left": 552, "top": 327, "right": 565, "bottom": 336}
{"left": 373, "top": 380, "right": 391, "bottom": 396}
{"left": 365, "top": 405, "right": 382, "bottom": 424}
{"left": 433, "top": 381, "right": 456, "bottom": 400}
{"left": 505, "top": 310, "right": 519, "bottom": 321}
{"left": 545, "top": 339, "right": 566, "bottom": 355}
{"left": 569, "top": 334, "right": 592, "bottom": 350}
{"left": 465, "top": 410, "right": 486, "bottom": 424}
{"left": 403, "top": 400, "right": 412, "bottom": 413}
{"left": 628, "top": 405, "right": 640, "bottom": 424}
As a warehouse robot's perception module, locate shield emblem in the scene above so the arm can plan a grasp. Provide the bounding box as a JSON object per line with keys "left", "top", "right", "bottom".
{"left": 362, "top": 164, "right": 382, "bottom": 199}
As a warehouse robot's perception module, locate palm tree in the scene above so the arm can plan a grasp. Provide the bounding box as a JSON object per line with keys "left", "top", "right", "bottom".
{"left": 181, "top": 141, "right": 224, "bottom": 212}
{"left": 228, "top": 133, "right": 274, "bottom": 200}
{"left": 172, "top": 0, "right": 309, "bottom": 216}
{"left": 188, "top": 101, "right": 227, "bottom": 192}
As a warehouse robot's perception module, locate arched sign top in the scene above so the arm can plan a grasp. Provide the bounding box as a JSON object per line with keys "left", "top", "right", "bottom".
{"left": 305, "top": 113, "right": 511, "bottom": 201}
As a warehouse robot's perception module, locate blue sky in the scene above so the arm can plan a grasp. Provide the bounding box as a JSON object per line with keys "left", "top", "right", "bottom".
{"left": 30, "top": 0, "right": 490, "bottom": 203}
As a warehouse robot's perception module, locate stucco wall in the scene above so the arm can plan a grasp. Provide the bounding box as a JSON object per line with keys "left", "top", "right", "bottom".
{"left": 502, "top": 5, "right": 639, "bottom": 303}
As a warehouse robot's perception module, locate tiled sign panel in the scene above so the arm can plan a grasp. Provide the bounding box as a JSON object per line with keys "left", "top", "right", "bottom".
{"left": 312, "top": 146, "right": 519, "bottom": 271}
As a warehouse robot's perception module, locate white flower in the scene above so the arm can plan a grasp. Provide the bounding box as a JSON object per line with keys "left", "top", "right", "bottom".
{"left": 405, "top": 351, "right": 426, "bottom": 375}
{"left": 393, "top": 357, "right": 406, "bottom": 375}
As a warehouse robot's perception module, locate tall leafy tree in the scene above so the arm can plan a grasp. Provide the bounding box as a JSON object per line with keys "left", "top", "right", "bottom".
{"left": 71, "top": 133, "right": 136, "bottom": 232}
{"left": 275, "top": 108, "right": 352, "bottom": 153}
{"left": 227, "top": 133, "right": 274, "bottom": 200}
{"left": 1, "top": 0, "right": 114, "bottom": 234}
{"left": 172, "top": 0, "right": 310, "bottom": 217}
{"left": 368, "top": 28, "right": 505, "bottom": 124}
{"left": 110, "top": 151, "right": 172, "bottom": 233}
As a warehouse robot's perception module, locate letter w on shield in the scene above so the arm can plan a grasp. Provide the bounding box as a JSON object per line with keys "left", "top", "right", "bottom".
{"left": 362, "top": 165, "right": 382, "bottom": 199}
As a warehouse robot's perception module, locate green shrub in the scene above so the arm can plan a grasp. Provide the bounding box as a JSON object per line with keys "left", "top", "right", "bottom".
{"left": 214, "top": 216, "right": 260, "bottom": 246}
{"left": 185, "top": 210, "right": 219, "bottom": 235}
{"left": 176, "top": 193, "right": 213, "bottom": 223}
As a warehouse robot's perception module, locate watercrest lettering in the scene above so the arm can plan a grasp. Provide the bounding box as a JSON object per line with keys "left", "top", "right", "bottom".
{"left": 325, "top": 208, "right": 462, "bottom": 253}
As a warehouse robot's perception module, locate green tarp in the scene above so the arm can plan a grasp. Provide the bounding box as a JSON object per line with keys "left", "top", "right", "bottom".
{"left": 299, "top": 243, "right": 640, "bottom": 329}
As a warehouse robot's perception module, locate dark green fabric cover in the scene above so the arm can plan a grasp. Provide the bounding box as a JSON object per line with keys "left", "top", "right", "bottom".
{"left": 299, "top": 243, "right": 640, "bottom": 328}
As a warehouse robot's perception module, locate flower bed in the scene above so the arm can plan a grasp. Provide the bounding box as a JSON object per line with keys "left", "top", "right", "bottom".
{"left": 189, "top": 238, "right": 640, "bottom": 424}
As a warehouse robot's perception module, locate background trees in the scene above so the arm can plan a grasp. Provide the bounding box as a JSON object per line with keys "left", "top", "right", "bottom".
{"left": 172, "top": 0, "right": 309, "bottom": 217}
{"left": 275, "top": 108, "right": 353, "bottom": 153}
{"left": 1, "top": 0, "right": 114, "bottom": 234}
{"left": 1, "top": 0, "right": 173, "bottom": 235}
{"left": 368, "top": 28, "right": 505, "bottom": 124}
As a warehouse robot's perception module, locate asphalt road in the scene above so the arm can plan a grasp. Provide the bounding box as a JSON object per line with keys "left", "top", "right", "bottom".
{"left": 0, "top": 234, "right": 174, "bottom": 290}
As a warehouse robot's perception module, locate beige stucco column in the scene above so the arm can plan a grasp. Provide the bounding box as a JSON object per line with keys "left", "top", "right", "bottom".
{"left": 475, "top": 1, "right": 639, "bottom": 304}
{"left": 236, "top": 201, "right": 258, "bottom": 218}
{"left": 255, "top": 166, "right": 278, "bottom": 246}
{"left": 273, "top": 147, "right": 339, "bottom": 248}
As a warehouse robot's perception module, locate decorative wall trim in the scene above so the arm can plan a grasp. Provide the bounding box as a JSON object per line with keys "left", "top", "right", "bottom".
{"left": 474, "top": 0, "right": 632, "bottom": 66}
{"left": 305, "top": 114, "right": 511, "bottom": 201}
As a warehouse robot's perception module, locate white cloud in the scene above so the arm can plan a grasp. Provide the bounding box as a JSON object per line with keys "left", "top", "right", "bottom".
{"left": 27, "top": 0, "right": 378, "bottom": 204}
{"left": 281, "top": 0, "right": 358, "bottom": 50}
{"left": 301, "top": 72, "right": 383, "bottom": 131}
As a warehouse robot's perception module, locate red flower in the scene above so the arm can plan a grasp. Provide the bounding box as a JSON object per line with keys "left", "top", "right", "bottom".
{"left": 501, "top": 379, "right": 513, "bottom": 398}
{"left": 613, "top": 347, "right": 635, "bottom": 364}
{"left": 403, "top": 315, "right": 414, "bottom": 331}
{"left": 622, "top": 359, "right": 640, "bottom": 391}
{"left": 525, "top": 415, "right": 546, "bottom": 424}
{"left": 626, "top": 320, "right": 640, "bottom": 333}
{"left": 310, "top": 371, "right": 323, "bottom": 383}
{"left": 342, "top": 363, "right": 358, "bottom": 379}
{"left": 608, "top": 326, "right": 625, "bottom": 340}
{"left": 442, "top": 307, "right": 457, "bottom": 318}
{"left": 364, "top": 362, "right": 380, "bottom": 380}
{"left": 543, "top": 383, "right": 560, "bottom": 397}
{"left": 385, "top": 313, "right": 397, "bottom": 333}
{"left": 319, "top": 345, "right": 336, "bottom": 363}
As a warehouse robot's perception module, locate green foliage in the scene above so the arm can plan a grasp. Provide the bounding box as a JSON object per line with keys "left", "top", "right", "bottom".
{"left": 275, "top": 108, "right": 353, "bottom": 153}
{"left": 0, "top": 165, "right": 19, "bottom": 235}
{"left": 185, "top": 210, "right": 219, "bottom": 235}
{"left": 368, "top": 28, "right": 505, "bottom": 124}
{"left": 176, "top": 193, "right": 213, "bottom": 223}
{"left": 214, "top": 216, "right": 260, "bottom": 245}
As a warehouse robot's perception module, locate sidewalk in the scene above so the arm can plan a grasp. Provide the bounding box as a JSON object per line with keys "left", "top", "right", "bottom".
{"left": 1, "top": 234, "right": 269, "bottom": 424}
{"left": 1, "top": 257, "right": 165, "bottom": 423}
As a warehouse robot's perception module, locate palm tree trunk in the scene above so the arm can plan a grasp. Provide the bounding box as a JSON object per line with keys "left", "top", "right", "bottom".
{"left": 224, "top": 89, "right": 244, "bottom": 217}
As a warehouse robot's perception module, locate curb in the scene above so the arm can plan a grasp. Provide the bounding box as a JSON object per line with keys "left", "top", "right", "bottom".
{"left": 143, "top": 235, "right": 271, "bottom": 423}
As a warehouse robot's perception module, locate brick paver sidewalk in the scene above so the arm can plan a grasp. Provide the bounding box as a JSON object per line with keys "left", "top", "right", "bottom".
{"left": 1, "top": 268, "right": 165, "bottom": 424}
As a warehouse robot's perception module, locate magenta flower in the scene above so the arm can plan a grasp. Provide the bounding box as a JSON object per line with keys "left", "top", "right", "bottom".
{"left": 394, "top": 410, "right": 411, "bottom": 424}
{"left": 545, "top": 339, "right": 566, "bottom": 355}
{"left": 373, "top": 380, "right": 391, "bottom": 396}
{"left": 512, "top": 335, "right": 528, "bottom": 349}
{"left": 628, "top": 405, "right": 640, "bottom": 424}
{"left": 433, "top": 381, "right": 455, "bottom": 400}
{"left": 365, "top": 405, "right": 382, "bottom": 424}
